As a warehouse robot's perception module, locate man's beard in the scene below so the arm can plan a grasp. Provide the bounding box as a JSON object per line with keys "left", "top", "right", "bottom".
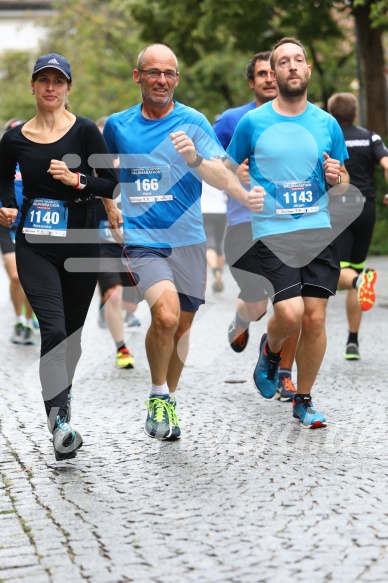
{"left": 277, "top": 76, "right": 309, "bottom": 99}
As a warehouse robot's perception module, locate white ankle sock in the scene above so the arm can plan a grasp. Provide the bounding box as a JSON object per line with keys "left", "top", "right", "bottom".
{"left": 151, "top": 382, "right": 169, "bottom": 397}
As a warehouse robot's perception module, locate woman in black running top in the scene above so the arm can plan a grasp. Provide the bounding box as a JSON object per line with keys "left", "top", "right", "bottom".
{"left": 0, "top": 54, "right": 118, "bottom": 461}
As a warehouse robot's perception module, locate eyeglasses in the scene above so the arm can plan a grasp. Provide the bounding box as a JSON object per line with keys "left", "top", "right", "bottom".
{"left": 138, "top": 69, "right": 178, "bottom": 80}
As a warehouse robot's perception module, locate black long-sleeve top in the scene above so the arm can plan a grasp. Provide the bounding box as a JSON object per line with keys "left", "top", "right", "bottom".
{"left": 0, "top": 116, "right": 118, "bottom": 209}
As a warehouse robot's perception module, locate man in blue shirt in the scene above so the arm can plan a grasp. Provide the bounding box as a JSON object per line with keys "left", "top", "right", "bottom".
{"left": 103, "top": 43, "right": 262, "bottom": 441}
{"left": 216, "top": 51, "right": 299, "bottom": 402}
{"left": 226, "top": 38, "right": 349, "bottom": 428}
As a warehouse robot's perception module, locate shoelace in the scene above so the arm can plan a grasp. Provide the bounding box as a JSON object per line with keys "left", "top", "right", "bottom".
{"left": 145, "top": 397, "right": 180, "bottom": 427}
{"left": 282, "top": 377, "right": 297, "bottom": 392}
{"left": 233, "top": 326, "right": 246, "bottom": 347}
{"left": 118, "top": 348, "right": 131, "bottom": 356}
{"left": 117, "top": 349, "right": 133, "bottom": 362}
{"left": 266, "top": 355, "right": 280, "bottom": 380}
{"left": 295, "top": 396, "right": 313, "bottom": 410}
{"left": 359, "top": 270, "right": 376, "bottom": 295}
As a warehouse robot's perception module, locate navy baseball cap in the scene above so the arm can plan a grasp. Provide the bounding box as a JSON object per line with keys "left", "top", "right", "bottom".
{"left": 32, "top": 53, "right": 72, "bottom": 81}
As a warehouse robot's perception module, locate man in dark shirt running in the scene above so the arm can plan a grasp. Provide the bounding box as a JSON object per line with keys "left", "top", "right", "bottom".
{"left": 328, "top": 92, "right": 388, "bottom": 360}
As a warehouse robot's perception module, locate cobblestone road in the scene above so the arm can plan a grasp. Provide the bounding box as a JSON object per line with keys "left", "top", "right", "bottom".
{"left": 0, "top": 256, "right": 388, "bottom": 582}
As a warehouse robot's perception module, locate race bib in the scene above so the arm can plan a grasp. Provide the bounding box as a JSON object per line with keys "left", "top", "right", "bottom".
{"left": 125, "top": 166, "right": 173, "bottom": 203}
{"left": 22, "top": 199, "right": 68, "bottom": 237}
{"left": 275, "top": 179, "right": 319, "bottom": 215}
{"left": 98, "top": 219, "right": 123, "bottom": 242}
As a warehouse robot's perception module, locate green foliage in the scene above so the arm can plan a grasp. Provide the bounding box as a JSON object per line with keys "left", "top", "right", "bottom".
{"left": 0, "top": 0, "right": 146, "bottom": 125}
{"left": 37, "top": 0, "right": 143, "bottom": 119}
{"left": 370, "top": 162, "right": 388, "bottom": 255}
{"left": 352, "top": 0, "right": 388, "bottom": 27}
{"left": 0, "top": 0, "right": 384, "bottom": 137}
{"left": 0, "top": 51, "right": 37, "bottom": 123}
{"left": 131, "top": 0, "right": 357, "bottom": 116}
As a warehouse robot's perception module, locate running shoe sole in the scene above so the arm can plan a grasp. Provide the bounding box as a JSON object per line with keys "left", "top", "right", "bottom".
{"left": 292, "top": 418, "right": 327, "bottom": 429}
{"left": 143, "top": 426, "right": 181, "bottom": 441}
{"left": 53, "top": 432, "right": 83, "bottom": 461}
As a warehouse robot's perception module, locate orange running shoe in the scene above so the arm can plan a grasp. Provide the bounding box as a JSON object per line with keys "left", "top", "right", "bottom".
{"left": 228, "top": 317, "right": 250, "bottom": 353}
{"left": 357, "top": 268, "right": 377, "bottom": 311}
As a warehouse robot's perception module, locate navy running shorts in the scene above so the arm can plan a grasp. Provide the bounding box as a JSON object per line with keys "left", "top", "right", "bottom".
{"left": 0, "top": 225, "right": 16, "bottom": 255}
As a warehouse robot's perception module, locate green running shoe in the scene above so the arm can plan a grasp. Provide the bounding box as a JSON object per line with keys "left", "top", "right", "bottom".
{"left": 11, "top": 322, "right": 25, "bottom": 344}
{"left": 344, "top": 343, "right": 360, "bottom": 361}
{"left": 144, "top": 395, "right": 181, "bottom": 441}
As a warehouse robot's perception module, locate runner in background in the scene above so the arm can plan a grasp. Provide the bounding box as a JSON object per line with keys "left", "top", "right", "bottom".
{"left": 94, "top": 116, "right": 138, "bottom": 370}
{"left": 328, "top": 93, "right": 388, "bottom": 360}
{"left": 201, "top": 181, "right": 227, "bottom": 292}
{"left": 0, "top": 118, "right": 35, "bottom": 345}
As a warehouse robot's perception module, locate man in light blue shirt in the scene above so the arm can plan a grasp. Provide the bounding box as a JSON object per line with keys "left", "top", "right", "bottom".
{"left": 225, "top": 37, "right": 349, "bottom": 428}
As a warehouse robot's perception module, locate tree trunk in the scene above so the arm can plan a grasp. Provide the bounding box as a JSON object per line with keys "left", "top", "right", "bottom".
{"left": 353, "top": 3, "right": 388, "bottom": 135}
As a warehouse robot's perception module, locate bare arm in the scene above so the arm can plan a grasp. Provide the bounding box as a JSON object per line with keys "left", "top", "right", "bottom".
{"left": 224, "top": 158, "right": 265, "bottom": 212}
{"left": 102, "top": 197, "right": 124, "bottom": 246}
{"left": 323, "top": 152, "right": 349, "bottom": 194}
{"left": 379, "top": 155, "right": 388, "bottom": 185}
{"left": 170, "top": 130, "right": 264, "bottom": 211}
{"left": 170, "top": 130, "right": 228, "bottom": 189}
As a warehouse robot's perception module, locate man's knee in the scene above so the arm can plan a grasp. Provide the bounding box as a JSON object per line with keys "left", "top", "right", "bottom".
{"left": 274, "top": 298, "right": 304, "bottom": 330}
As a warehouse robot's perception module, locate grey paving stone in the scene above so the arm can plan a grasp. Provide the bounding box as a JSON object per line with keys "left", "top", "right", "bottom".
{"left": 0, "top": 257, "right": 388, "bottom": 582}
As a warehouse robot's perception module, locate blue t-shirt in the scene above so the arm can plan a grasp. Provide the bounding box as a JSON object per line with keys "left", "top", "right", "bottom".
{"left": 0, "top": 164, "right": 23, "bottom": 228}
{"left": 103, "top": 101, "right": 225, "bottom": 248}
{"left": 213, "top": 102, "right": 256, "bottom": 226}
{"left": 227, "top": 101, "right": 348, "bottom": 239}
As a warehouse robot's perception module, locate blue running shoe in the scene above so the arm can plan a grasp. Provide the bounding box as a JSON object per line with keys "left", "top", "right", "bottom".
{"left": 144, "top": 395, "right": 181, "bottom": 441}
{"left": 253, "top": 333, "right": 281, "bottom": 399}
{"left": 292, "top": 395, "right": 327, "bottom": 429}
{"left": 125, "top": 312, "right": 141, "bottom": 328}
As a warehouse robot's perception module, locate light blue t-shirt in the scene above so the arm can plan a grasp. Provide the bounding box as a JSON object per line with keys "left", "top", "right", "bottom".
{"left": 103, "top": 101, "right": 225, "bottom": 248}
{"left": 227, "top": 101, "right": 348, "bottom": 239}
{"left": 213, "top": 102, "right": 256, "bottom": 226}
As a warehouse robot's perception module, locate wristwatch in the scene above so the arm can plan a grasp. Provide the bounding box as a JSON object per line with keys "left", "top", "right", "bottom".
{"left": 74, "top": 172, "right": 87, "bottom": 190}
{"left": 186, "top": 152, "right": 203, "bottom": 168}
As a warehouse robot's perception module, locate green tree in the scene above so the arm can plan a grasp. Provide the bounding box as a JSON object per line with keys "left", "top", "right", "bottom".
{"left": 351, "top": 0, "right": 388, "bottom": 134}
{"left": 0, "top": 0, "right": 144, "bottom": 125}
{"left": 131, "top": 0, "right": 387, "bottom": 131}
{"left": 0, "top": 51, "right": 37, "bottom": 124}
{"left": 0, "top": 0, "right": 385, "bottom": 130}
